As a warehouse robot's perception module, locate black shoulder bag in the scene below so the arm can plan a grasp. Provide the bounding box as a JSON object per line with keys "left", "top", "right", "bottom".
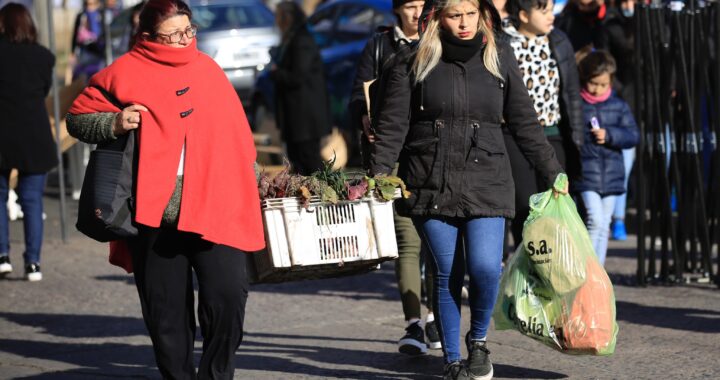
{"left": 76, "top": 86, "right": 138, "bottom": 242}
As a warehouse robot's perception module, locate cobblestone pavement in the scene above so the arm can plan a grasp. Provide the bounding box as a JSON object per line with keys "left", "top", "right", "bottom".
{"left": 0, "top": 196, "right": 719, "bottom": 379}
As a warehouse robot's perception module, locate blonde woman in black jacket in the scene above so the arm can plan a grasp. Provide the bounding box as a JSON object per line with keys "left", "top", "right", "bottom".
{"left": 369, "top": 0, "right": 565, "bottom": 378}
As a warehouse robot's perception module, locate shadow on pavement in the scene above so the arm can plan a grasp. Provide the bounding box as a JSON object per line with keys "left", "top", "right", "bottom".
{"left": 493, "top": 364, "right": 568, "bottom": 379}
{"left": 238, "top": 334, "right": 568, "bottom": 379}
{"left": 616, "top": 301, "right": 720, "bottom": 333}
{"left": 0, "top": 317, "right": 570, "bottom": 379}
{"left": 0, "top": 339, "right": 158, "bottom": 379}
{"left": 0, "top": 312, "right": 146, "bottom": 338}
{"left": 239, "top": 334, "right": 439, "bottom": 379}
{"left": 606, "top": 272, "right": 639, "bottom": 287}
{"left": 94, "top": 274, "right": 135, "bottom": 285}
{"left": 247, "top": 331, "right": 395, "bottom": 345}
{"left": 250, "top": 266, "right": 400, "bottom": 302}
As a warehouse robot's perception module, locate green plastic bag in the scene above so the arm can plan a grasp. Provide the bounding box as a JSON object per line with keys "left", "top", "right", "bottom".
{"left": 522, "top": 174, "right": 589, "bottom": 295}
{"left": 494, "top": 174, "right": 618, "bottom": 355}
{"left": 494, "top": 245, "right": 565, "bottom": 350}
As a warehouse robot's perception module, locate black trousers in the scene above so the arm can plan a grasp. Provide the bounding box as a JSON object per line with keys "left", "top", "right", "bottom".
{"left": 504, "top": 134, "right": 568, "bottom": 247}
{"left": 286, "top": 139, "right": 323, "bottom": 175}
{"left": 130, "top": 227, "right": 249, "bottom": 380}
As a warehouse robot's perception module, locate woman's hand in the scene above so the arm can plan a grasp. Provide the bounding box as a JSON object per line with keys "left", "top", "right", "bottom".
{"left": 553, "top": 178, "right": 569, "bottom": 199}
{"left": 114, "top": 104, "right": 148, "bottom": 136}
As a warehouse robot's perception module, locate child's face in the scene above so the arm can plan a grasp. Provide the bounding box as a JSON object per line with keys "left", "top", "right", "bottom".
{"left": 585, "top": 73, "right": 612, "bottom": 96}
{"left": 519, "top": 0, "right": 555, "bottom": 36}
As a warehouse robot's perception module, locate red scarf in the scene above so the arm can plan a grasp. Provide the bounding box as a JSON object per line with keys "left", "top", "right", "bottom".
{"left": 70, "top": 39, "right": 265, "bottom": 253}
{"left": 580, "top": 87, "right": 612, "bottom": 104}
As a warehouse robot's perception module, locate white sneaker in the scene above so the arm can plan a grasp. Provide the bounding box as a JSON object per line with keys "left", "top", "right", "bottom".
{"left": 25, "top": 263, "right": 42, "bottom": 282}
{"left": 0, "top": 256, "right": 12, "bottom": 275}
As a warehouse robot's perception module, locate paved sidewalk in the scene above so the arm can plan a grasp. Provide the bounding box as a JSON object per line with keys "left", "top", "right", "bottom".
{"left": 0, "top": 196, "right": 719, "bottom": 379}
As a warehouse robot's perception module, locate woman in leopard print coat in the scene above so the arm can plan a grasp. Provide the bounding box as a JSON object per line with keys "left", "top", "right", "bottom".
{"left": 501, "top": 0, "right": 584, "bottom": 246}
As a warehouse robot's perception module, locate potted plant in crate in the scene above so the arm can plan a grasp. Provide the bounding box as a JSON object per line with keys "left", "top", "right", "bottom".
{"left": 251, "top": 158, "right": 410, "bottom": 283}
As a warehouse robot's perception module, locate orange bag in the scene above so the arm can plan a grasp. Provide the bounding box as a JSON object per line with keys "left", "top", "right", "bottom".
{"left": 561, "top": 259, "right": 617, "bottom": 355}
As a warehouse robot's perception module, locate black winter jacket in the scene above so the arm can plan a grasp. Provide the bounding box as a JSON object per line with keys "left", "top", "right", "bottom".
{"left": 574, "top": 95, "right": 639, "bottom": 195}
{"left": 603, "top": 7, "right": 636, "bottom": 112}
{"left": 272, "top": 25, "right": 331, "bottom": 143}
{"left": 554, "top": 3, "right": 607, "bottom": 52}
{"left": 370, "top": 38, "right": 564, "bottom": 218}
{"left": 0, "top": 38, "right": 58, "bottom": 173}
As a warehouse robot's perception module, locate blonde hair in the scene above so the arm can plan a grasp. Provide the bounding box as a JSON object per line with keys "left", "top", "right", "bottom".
{"left": 412, "top": 0, "right": 501, "bottom": 83}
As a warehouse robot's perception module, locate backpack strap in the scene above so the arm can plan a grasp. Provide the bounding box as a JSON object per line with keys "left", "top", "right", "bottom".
{"left": 373, "top": 31, "right": 386, "bottom": 79}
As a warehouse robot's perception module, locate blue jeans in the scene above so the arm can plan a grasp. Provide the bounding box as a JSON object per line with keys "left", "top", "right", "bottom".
{"left": 415, "top": 217, "right": 505, "bottom": 363}
{"left": 613, "top": 148, "right": 635, "bottom": 221}
{"left": 0, "top": 171, "right": 47, "bottom": 265}
{"left": 581, "top": 191, "right": 617, "bottom": 265}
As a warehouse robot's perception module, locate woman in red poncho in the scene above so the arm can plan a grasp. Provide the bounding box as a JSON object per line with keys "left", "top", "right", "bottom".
{"left": 66, "top": 0, "right": 265, "bottom": 378}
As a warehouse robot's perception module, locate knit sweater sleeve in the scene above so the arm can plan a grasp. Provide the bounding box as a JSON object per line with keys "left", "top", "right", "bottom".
{"left": 66, "top": 112, "right": 118, "bottom": 144}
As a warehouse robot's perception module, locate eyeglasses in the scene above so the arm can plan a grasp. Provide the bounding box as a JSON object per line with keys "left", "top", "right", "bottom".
{"left": 155, "top": 25, "right": 198, "bottom": 43}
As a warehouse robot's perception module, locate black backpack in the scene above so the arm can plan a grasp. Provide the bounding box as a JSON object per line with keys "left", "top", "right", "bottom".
{"left": 76, "top": 86, "right": 139, "bottom": 242}
{"left": 360, "top": 31, "right": 418, "bottom": 169}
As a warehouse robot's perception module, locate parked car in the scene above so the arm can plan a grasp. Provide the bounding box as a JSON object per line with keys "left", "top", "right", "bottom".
{"left": 249, "top": 0, "right": 394, "bottom": 138}
{"left": 110, "top": 0, "right": 279, "bottom": 104}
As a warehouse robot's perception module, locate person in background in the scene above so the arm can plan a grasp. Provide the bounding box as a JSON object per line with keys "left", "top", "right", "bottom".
{"left": 272, "top": 1, "right": 331, "bottom": 175}
{"left": 492, "top": 0, "right": 510, "bottom": 24}
{"left": 369, "top": 0, "right": 567, "bottom": 377}
{"left": 70, "top": 0, "right": 106, "bottom": 79}
{"left": 350, "top": 0, "right": 442, "bottom": 356}
{"left": 502, "top": 0, "right": 583, "bottom": 253}
{"left": 575, "top": 50, "right": 638, "bottom": 265}
{"left": 66, "top": 0, "right": 265, "bottom": 378}
{"left": 119, "top": 0, "right": 146, "bottom": 52}
{"left": 603, "top": 0, "right": 636, "bottom": 240}
{"left": 554, "top": 0, "right": 607, "bottom": 53}
{"left": 0, "top": 3, "right": 57, "bottom": 282}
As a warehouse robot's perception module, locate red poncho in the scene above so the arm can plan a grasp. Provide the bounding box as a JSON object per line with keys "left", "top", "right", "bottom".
{"left": 70, "top": 39, "right": 265, "bottom": 253}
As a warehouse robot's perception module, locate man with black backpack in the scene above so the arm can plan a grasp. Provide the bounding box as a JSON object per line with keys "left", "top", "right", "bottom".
{"left": 349, "top": 0, "right": 442, "bottom": 356}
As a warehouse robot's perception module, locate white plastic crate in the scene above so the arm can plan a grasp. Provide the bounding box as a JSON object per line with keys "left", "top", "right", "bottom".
{"left": 251, "top": 192, "right": 399, "bottom": 282}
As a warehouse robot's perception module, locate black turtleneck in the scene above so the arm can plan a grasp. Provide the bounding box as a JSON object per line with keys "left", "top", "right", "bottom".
{"left": 440, "top": 29, "right": 485, "bottom": 63}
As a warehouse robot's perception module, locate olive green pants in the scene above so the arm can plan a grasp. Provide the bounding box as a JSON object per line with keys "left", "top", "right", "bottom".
{"left": 393, "top": 204, "right": 434, "bottom": 321}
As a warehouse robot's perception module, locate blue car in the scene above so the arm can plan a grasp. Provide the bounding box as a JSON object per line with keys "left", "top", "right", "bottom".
{"left": 249, "top": 0, "right": 394, "bottom": 133}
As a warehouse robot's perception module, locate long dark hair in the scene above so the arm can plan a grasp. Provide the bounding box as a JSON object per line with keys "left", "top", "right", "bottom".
{"left": 132, "top": 0, "right": 192, "bottom": 47}
{"left": 0, "top": 2, "right": 38, "bottom": 44}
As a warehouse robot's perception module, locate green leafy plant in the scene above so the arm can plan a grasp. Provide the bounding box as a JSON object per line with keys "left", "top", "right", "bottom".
{"left": 257, "top": 158, "right": 410, "bottom": 205}
{"left": 310, "top": 156, "right": 348, "bottom": 203}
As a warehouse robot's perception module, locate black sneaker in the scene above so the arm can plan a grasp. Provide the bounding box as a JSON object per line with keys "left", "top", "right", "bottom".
{"left": 398, "top": 321, "right": 427, "bottom": 355}
{"left": 466, "top": 339, "right": 493, "bottom": 380}
{"left": 25, "top": 263, "right": 42, "bottom": 282}
{"left": 0, "top": 256, "right": 12, "bottom": 277}
{"left": 443, "top": 361, "right": 470, "bottom": 380}
{"left": 425, "top": 320, "right": 442, "bottom": 349}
